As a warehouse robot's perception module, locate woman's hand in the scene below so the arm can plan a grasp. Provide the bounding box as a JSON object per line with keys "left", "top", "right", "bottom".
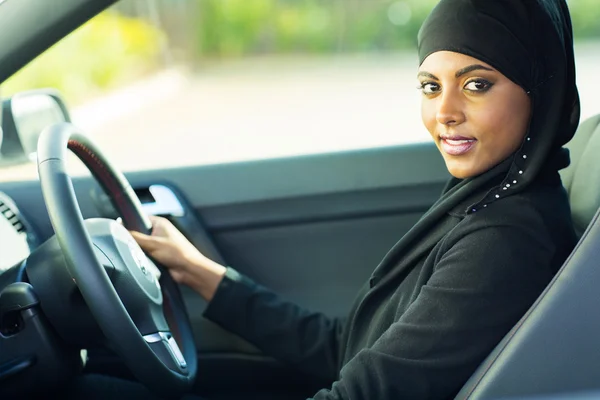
{"left": 129, "top": 216, "right": 226, "bottom": 302}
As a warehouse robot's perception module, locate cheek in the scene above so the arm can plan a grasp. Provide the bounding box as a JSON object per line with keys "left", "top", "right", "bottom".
{"left": 421, "top": 99, "right": 437, "bottom": 136}
{"left": 476, "top": 92, "right": 531, "bottom": 152}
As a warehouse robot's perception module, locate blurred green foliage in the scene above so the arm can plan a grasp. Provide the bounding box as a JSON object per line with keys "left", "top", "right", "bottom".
{"left": 193, "top": 0, "right": 600, "bottom": 58}
{"left": 568, "top": 0, "right": 600, "bottom": 38}
{"left": 195, "top": 0, "right": 437, "bottom": 57}
{"left": 2, "top": 0, "right": 598, "bottom": 106}
{"left": 2, "top": 11, "right": 164, "bottom": 105}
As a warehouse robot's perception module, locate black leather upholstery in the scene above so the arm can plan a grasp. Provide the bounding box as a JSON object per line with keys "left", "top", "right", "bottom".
{"left": 455, "top": 114, "right": 600, "bottom": 399}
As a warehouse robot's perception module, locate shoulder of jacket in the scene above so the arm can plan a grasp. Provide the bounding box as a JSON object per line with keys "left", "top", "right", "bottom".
{"left": 444, "top": 194, "right": 549, "bottom": 245}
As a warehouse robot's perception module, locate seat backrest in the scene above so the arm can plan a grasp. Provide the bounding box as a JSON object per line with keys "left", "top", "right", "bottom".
{"left": 454, "top": 114, "right": 600, "bottom": 399}
{"left": 560, "top": 114, "right": 600, "bottom": 237}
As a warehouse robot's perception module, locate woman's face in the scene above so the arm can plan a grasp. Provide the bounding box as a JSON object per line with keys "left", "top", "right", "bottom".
{"left": 419, "top": 51, "right": 531, "bottom": 179}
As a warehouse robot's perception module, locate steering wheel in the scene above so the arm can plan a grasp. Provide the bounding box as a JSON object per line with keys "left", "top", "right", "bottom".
{"left": 36, "top": 122, "right": 197, "bottom": 398}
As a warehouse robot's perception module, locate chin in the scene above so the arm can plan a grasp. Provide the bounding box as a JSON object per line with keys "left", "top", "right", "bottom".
{"left": 445, "top": 162, "right": 477, "bottom": 179}
{"left": 449, "top": 171, "right": 472, "bottom": 179}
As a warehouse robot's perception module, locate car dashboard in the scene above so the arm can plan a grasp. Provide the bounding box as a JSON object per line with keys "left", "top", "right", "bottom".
{"left": 0, "top": 192, "right": 38, "bottom": 273}
{"left": 0, "top": 183, "right": 190, "bottom": 277}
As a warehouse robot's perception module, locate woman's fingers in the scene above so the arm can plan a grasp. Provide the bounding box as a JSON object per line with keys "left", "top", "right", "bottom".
{"left": 130, "top": 230, "right": 160, "bottom": 251}
{"left": 148, "top": 215, "right": 161, "bottom": 225}
{"left": 115, "top": 216, "right": 158, "bottom": 250}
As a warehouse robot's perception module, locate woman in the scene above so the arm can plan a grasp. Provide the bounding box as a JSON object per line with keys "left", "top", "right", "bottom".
{"left": 68, "top": 0, "right": 580, "bottom": 398}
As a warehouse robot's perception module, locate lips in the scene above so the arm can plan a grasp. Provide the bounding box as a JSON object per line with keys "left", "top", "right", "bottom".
{"left": 440, "top": 135, "right": 477, "bottom": 156}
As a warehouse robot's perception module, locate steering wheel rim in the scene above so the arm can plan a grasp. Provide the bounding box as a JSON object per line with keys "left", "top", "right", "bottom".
{"left": 36, "top": 122, "right": 197, "bottom": 398}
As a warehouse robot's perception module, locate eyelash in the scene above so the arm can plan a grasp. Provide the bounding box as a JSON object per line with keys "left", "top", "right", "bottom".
{"left": 417, "top": 78, "right": 494, "bottom": 95}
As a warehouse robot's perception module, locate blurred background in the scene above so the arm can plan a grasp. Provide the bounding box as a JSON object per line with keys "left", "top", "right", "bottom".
{"left": 1, "top": 0, "right": 599, "bottom": 180}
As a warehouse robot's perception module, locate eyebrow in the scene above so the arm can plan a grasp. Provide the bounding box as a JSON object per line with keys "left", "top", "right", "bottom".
{"left": 417, "top": 64, "right": 495, "bottom": 80}
{"left": 417, "top": 71, "right": 438, "bottom": 80}
{"left": 455, "top": 64, "right": 494, "bottom": 77}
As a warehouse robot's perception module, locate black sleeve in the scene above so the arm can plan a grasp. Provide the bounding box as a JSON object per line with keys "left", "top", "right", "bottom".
{"left": 309, "top": 225, "right": 555, "bottom": 399}
{"left": 203, "top": 268, "right": 346, "bottom": 383}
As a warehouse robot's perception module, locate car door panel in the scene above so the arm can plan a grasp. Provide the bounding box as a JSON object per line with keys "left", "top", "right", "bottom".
{"left": 0, "top": 141, "right": 448, "bottom": 394}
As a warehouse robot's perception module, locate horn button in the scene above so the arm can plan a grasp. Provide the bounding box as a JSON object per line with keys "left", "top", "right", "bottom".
{"left": 85, "top": 219, "right": 167, "bottom": 334}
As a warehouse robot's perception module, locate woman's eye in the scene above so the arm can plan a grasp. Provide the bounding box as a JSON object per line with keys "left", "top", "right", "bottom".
{"left": 464, "top": 79, "right": 493, "bottom": 92}
{"left": 418, "top": 82, "right": 440, "bottom": 95}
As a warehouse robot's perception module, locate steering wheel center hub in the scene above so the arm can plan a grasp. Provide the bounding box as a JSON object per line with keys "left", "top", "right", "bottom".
{"left": 109, "top": 221, "right": 162, "bottom": 303}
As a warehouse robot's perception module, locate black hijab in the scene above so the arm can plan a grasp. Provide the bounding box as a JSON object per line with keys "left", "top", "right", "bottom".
{"left": 369, "top": 0, "right": 580, "bottom": 284}
{"left": 418, "top": 0, "right": 580, "bottom": 211}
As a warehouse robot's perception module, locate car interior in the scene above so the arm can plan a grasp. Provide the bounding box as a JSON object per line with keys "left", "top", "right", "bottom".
{"left": 456, "top": 111, "right": 600, "bottom": 399}
{"left": 1, "top": 0, "right": 600, "bottom": 399}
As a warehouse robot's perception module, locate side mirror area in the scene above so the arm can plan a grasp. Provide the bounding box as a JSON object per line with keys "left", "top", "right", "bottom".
{"left": 0, "top": 89, "right": 71, "bottom": 166}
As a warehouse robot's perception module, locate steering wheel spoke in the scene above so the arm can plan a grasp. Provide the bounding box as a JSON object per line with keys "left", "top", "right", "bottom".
{"left": 144, "top": 331, "right": 188, "bottom": 372}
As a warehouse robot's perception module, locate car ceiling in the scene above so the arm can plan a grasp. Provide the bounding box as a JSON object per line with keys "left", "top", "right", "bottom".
{"left": 0, "top": 0, "right": 116, "bottom": 84}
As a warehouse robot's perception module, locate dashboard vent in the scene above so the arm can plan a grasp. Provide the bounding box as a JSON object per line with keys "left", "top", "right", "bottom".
{"left": 0, "top": 200, "right": 26, "bottom": 234}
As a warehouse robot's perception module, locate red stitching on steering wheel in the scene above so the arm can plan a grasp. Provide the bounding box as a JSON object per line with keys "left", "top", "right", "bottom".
{"left": 67, "top": 139, "right": 135, "bottom": 224}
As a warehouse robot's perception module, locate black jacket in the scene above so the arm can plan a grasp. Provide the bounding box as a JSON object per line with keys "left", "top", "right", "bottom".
{"left": 204, "top": 1, "right": 581, "bottom": 397}
{"left": 204, "top": 171, "right": 576, "bottom": 399}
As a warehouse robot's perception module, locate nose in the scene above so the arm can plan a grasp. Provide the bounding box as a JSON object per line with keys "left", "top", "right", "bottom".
{"left": 436, "top": 90, "right": 465, "bottom": 126}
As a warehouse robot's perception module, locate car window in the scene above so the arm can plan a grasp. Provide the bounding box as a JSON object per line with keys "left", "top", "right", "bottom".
{"left": 0, "top": 0, "right": 599, "bottom": 182}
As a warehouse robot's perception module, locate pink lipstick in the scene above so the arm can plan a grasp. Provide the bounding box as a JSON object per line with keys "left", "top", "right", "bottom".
{"left": 440, "top": 135, "right": 477, "bottom": 156}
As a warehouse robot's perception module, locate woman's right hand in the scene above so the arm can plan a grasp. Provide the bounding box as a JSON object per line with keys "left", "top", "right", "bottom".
{"left": 129, "top": 216, "right": 226, "bottom": 302}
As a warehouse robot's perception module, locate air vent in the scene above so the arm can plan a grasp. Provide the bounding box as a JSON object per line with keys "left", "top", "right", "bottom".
{"left": 0, "top": 200, "right": 26, "bottom": 234}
